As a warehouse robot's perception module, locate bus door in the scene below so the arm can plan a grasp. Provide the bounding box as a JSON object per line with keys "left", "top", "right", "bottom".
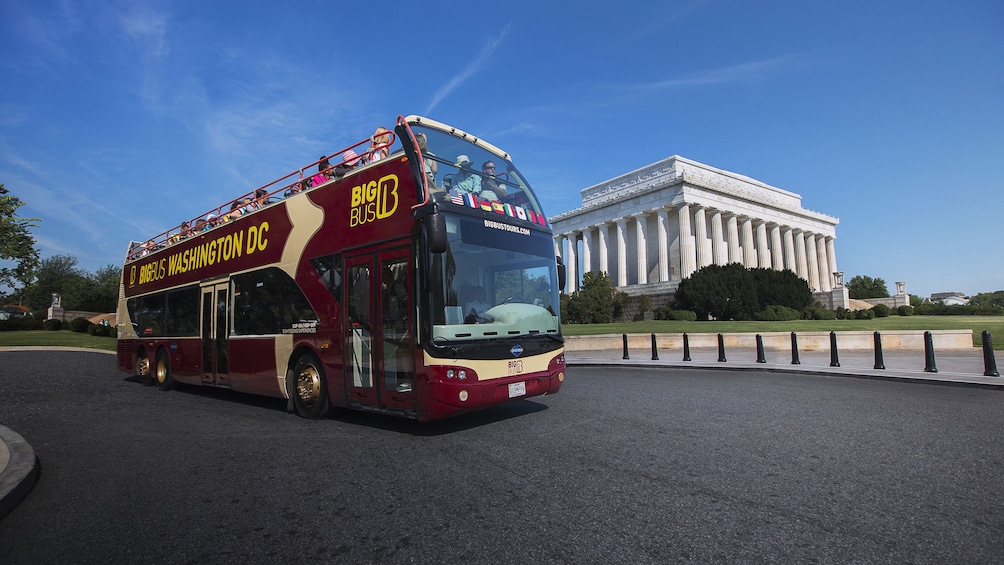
{"left": 344, "top": 248, "right": 416, "bottom": 411}
{"left": 201, "top": 281, "right": 230, "bottom": 386}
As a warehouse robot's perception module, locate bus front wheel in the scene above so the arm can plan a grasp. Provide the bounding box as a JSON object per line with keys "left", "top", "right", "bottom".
{"left": 291, "top": 353, "right": 330, "bottom": 419}
{"left": 154, "top": 349, "right": 175, "bottom": 391}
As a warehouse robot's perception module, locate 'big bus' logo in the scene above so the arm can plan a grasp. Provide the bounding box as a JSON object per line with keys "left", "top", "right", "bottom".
{"left": 350, "top": 174, "right": 399, "bottom": 227}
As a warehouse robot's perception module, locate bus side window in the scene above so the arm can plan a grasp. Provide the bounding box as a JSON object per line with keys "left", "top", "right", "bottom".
{"left": 310, "top": 255, "right": 343, "bottom": 305}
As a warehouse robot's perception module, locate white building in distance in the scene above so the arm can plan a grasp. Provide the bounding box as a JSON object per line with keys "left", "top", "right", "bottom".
{"left": 550, "top": 155, "right": 847, "bottom": 308}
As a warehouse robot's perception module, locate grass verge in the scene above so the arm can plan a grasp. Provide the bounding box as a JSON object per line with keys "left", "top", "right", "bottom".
{"left": 0, "top": 330, "right": 117, "bottom": 352}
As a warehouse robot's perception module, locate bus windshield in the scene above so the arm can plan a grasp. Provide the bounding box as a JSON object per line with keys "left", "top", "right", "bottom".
{"left": 431, "top": 214, "right": 560, "bottom": 343}
{"left": 410, "top": 124, "right": 546, "bottom": 220}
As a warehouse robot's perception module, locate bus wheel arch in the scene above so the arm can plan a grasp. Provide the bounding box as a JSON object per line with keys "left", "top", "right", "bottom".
{"left": 135, "top": 346, "right": 154, "bottom": 386}
{"left": 289, "top": 350, "right": 331, "bottom": 419}
{"left": 154, "top": 347, "right": 175, "bottom": 391}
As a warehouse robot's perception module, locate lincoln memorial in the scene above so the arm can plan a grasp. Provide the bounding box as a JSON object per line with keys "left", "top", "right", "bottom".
{"left": 550, "top": 155, "right": 848, "bottom": 308}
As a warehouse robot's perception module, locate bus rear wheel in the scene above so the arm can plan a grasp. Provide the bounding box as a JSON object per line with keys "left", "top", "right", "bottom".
{"left": 154, "top": 349, "right": 175, "bottom": 391}
{"left": 291, "top": 353, "right": 330, "bottom": 419}
{"left": 136, "top": 350, "right": 154, "bottom": 386}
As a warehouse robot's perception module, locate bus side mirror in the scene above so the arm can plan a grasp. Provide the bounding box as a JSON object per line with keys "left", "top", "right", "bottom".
{"left": 556, "top": 256, "right": 566, "bottom": 291}
{"left": 425, "top": 213, "right": 448, "bottom": 254}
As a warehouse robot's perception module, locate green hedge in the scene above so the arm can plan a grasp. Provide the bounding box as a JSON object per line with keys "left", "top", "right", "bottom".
{"left": 0, "top": 318, "right": 44, "bottom": 331}
{"left": 42, "top": 319, "right": 63, "bottom": 331}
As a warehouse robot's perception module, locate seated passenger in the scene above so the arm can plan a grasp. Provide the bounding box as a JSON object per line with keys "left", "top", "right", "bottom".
{"left": 478, "top": 160, "right": 507, "bottom": 201}
{"left": 368, "top": 127, "right": 391, "bottom": 163}
{"left": 333, "top": 149, "right": 361, "bottom": 179}
{"left": 311, "top": 157, "right": 332, "bottom": 186}
{"left": 452, "top": 155, "right": 481, "bottom": 194}
{"left": 416, "top": 133, "right": 438, "bottom": 188}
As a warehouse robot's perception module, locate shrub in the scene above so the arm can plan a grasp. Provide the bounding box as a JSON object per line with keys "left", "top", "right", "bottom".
{"left": 871, "top": 304, "right": 891, "bottom": 318}
{"left": 855, "top": 308, "right": 875, "bottom": 320}
{"left": 834, "top": 307, "right": 852, "bottom": 320}
{"left": 897, "top": 305, "right": 914, "bottom": 316}
{"left": 70, "top": 317, "right": 92, "bottom": 333}
{"left": 87, "top": 324, "right": 99, "bottom": 335}
{"left": 755, "top": 305, "right": 802, "bottom": 321}
{"left": 802, "top": 305, "right": 836, "bottom": 320}
{"left": 43, "top": 319, "right": 63, "bottom": 331}
{"left": 103, "top": 324, "right": 117, "bottom": 337}
{"left": 0, "top": 317, "right": 44, "bottom": 331}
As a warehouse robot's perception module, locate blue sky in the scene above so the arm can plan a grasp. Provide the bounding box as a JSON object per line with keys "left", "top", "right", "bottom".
{"left": 1, "top": 0, "right": 1001, "bottom": 299}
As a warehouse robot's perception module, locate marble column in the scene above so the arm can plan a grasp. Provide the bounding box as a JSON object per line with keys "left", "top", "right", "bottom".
{"left": 740, "top": 218, "right": 757, "bottom": 268}
{"left": 597, "top": 223, "right": 609, "bottom": 276}
{"left": 656, "top": 209, "right": 670, "bottom": 282}
{"left": 770, "top": 225, "right": 784, "bottom": 271}
{"left": 816, "top": 235, "right": 831, "bottom": 292}
{"left": 581, "top": 228, "right": 593, "bottom": 278}
{"left": 711, "top": 211, "right": 727, "bottom": 266}
{"left": 564, "top": 233, "right": 577, "bottom": 293}
{"left": 635, "top": 214, "right": 648, "bottom": 285}
{"left": 694, "top": 207, "right": 711, "bottom": 269}
{"left": 782, "top": 228, "right": 796, "bottom": 272}
{"left": 727, "top": 215, "right": 741, "bottom": 265}
{"left": 615, "top": 219, "right": 628, "bottom": 287}
{"left": 794, "top": 231, "right": 808, "bottom": 281}
{"left": 678, "top": 205, "right": 696, "bottom": 279}
{"left": 755, "top": 221, "right": 771, "bottom": 269}
{"left": 805, "top": 233, "right": 820, "bottom": 291}
{"left": 826, "top": 237, "right": 838, "bottom": 286}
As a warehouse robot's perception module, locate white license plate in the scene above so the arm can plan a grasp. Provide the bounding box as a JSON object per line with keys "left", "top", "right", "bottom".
{"left": 507, "top": 381, "right": 526, "bottom": 398}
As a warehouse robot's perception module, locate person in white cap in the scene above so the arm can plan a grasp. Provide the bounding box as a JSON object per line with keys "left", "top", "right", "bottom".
{"left": 452, "top": 154, "right": 481, "bottom": 194}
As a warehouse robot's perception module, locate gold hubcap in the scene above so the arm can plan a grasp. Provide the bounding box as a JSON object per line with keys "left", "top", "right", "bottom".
{"left": 296, "top": 364, "right": 321, "bottom": 408}
{"left": 156, "top": 358, "right": 168, "bottom": 384}
{"left": 137, "top": 355, "right": 150, "bottom": 378}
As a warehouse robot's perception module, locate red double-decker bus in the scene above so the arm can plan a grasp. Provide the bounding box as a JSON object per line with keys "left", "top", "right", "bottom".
{"left": 117, "top": 116, "right": 566, "bottom": 421}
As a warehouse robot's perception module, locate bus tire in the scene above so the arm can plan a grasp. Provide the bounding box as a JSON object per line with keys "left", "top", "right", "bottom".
{"left": 291, "top": 353, "right": 330, "bottom": 419}
{"left": 136, "top": 350, "right": 154, "bottom": 386}
{"left": 154, "top": 349, "right": 175, "bottom": 391}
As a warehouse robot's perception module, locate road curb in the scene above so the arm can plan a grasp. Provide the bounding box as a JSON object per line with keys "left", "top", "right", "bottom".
{"left": 0, "top": 425, "right": 39, "bottom": 521}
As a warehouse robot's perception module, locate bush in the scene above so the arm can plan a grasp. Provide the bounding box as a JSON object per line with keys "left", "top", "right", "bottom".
{"left": 87, "top": 323, "right": 99, "bottom": 335}
{"left": 755, "top": 305, "right": 802, "bottom": 321}
{"left": 43, "top": 319, "right": 63, "bottom": 331}
{"left": 0, "top": 317, "right": 44, "bottom": 331}
{"left": 855, "top": 308, "right": 875, "bottom": 320}
{"left": 802, "top": 305, "right": 836, "bottom": 320}
{"left": 897, "top": 305, "right": 914, "bottom": 316}
{"left": 102, "top": 324, "right": 117, "bottom": 337}
{"left": 676, "top": 264, "right": 813, "bottom": 321}
{"left": 653, "top": 308, "right": 697, "bottom": 321}
{"left": 871, "top": 304, "right": 891, "bottom": 318}
{"left": 834, "top": 307, "right": 852, "bottom": 320}
{"left": 70, "top": 317, "right": 92, "bottom": 333}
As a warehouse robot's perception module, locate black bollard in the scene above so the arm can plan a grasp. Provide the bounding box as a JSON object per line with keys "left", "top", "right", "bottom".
{"left": 717, "top": 333, "right": 727, "bottom": 362}
{"left": 755, "top": 334, "right": 766, "bottom": 363}
{"left": 683, "top": 333, "right": 692, "bottom": 362}
{"left": 651, "top": 333, "right": 659, "bottom": 361}
{"left": 982, "top": 331, "right": 999, "bottom": 377}
{"left": 873, "top": 331, "right": 885, "bottom": 370}
{"left": 829, "top": 331, "right": 840, "bottom": 367}
{"left": 924, "top": 331, "right": 938, "bottom": 373}
{"left": 622, "top": 333, "right": 629, "bottom": 360}
{"left": 790, "top": 332, "right": 801, "bottom": 365}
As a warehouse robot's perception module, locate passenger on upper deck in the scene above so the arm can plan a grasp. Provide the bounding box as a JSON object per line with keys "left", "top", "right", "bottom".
{"left": 333, "top": 149, "right": 361, "bottom": 179}
{"left": 311, "top": 157, "right": 333, "bottom": 187}
{"left": 368, "top": 127, "right": 391, "bottom": 163}
{"left": 451, "top": 155, "right": 481, "bottom": 194}
{"left": 479, "top": 160, "right": 507, "bottom": 201}
{"left": 416, "top": 133, "right": 438, "bottom": 188}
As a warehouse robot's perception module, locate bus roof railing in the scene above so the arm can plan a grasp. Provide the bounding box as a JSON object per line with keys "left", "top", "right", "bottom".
{"left": 125, "top": 129, "right": 397, "bottom": 263}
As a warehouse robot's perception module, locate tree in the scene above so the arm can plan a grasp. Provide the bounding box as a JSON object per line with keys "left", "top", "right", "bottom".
{"left": 846, "top": 275, "right": 890, "bottom": 299}
{"left": 675, "top": 264, "right": 813, "bottom": 321}
{"left": 969, "top": 290, "right": 1004, "bottom": 309}
{"left": 17, "top": 257, "right": 121, "bottom": 313}
{"left": 564, "top": 271, "right": 626, "bottom": 324}
{"left": 0, "top": 184, "right": 41, "bottom": 298}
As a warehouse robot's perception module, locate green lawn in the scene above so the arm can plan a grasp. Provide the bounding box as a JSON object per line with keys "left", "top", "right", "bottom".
{"left": 0, "top": 330, "right": 117, "bottom": 352}
{"left": 3, "top": 316, "right": 1002, "bottom": 351}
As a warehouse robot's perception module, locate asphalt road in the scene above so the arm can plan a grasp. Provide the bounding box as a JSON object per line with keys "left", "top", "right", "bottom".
{"left": 1, "top": 351, "right": 1002, "bottom": 564}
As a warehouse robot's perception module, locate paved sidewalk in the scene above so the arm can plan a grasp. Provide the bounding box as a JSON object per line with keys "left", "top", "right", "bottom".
{"left": 1, "top": 344, "right": 1000, "bottom": 520}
